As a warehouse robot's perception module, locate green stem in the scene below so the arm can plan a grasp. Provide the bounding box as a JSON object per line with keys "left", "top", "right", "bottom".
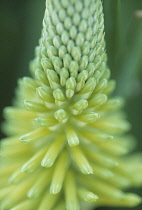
{"left": 80, "top": 203, "right": 97, "bottom": 210}
{"left": 115, "top": 23, "right": 142, "bottom": 97}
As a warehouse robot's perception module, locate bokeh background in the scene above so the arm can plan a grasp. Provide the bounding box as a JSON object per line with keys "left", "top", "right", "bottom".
{"left": 0, "top": 0, "right": 142, "bottom": 209}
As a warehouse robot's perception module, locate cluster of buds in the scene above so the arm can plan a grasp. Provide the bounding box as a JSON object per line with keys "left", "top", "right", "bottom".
{"left": 0, "top": 0, "right": 142, "bottom": 210}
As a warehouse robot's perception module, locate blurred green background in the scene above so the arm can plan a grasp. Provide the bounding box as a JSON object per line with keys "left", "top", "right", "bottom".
{"left": 0, "top": 0, "right": 142, "bottom": 209}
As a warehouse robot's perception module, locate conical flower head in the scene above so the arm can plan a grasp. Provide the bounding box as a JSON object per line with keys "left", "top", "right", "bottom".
{"left": 0, "top": 0, "right": 142, "bottom": 210}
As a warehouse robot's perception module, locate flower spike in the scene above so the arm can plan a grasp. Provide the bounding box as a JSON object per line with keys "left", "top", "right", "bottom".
{"left": 0, "top": 0, "right": 142, "bottom": 210}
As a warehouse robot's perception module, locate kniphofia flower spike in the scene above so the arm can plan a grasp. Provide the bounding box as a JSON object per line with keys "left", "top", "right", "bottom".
{"left": 0, "top": 0, "right": 142, "bottom": 210}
